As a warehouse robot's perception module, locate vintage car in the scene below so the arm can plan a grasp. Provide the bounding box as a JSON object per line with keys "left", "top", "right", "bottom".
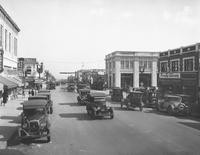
{"left": 121, "top": 91, "right": 144, "bottom": 111}
{"left": 67, "top": 84, "right": 75, "bottom": 92}
{"left": 77, "top": 83, "right": 90, "bottom": 93}
{"left": 18, "top": 100, "right": 51, "bottom": 142}
{"left": 37, "top": 92, "right": 53, "bottom": 114}
{"left": 77, "top": 89, "right": 90, "bottom": 105}
{"left": 156, "top": 94, "right": 191, "bottom": 116}
{"left": 110, "top": 87, "right": 123, "bottom": 102}
{"left": 28, "top": 96, "right": 53, "bottom": 114}
{"left": 86, "top": 92, "right": 114, "bottom": 119}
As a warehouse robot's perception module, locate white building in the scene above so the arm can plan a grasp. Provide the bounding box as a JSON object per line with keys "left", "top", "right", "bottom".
{"left": 105, "top": 51, "right": 159, "bottom": 89}
{"left": 0, "top": 4, "right": 20, "bottom": 91}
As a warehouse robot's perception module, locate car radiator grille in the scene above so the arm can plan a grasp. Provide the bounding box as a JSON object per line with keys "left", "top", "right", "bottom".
{"left": 30, "top": 121, "right": 39, "bottom": 132}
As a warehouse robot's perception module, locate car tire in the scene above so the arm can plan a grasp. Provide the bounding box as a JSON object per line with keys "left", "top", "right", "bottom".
{"left": 121, "top": 103, "right": 123, "bottom": 108}
{"left": 47, "top": 136, "right": 51, "bottom": 142}
{"left": 50, "top": 107, "right": 53, "bottom": 114}
{"left": 167, "top": 106, "right": 173, "bottom": 115}
{"left": 140, "top": 106, "right": 143, "bottom": 112}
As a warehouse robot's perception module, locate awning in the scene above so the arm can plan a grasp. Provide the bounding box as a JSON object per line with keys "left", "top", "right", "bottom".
{"left": 7, "top": 77, "right": 23, "bottom": 87}
{"left": 0, "top": 75, "right": 18, "bottom": 89}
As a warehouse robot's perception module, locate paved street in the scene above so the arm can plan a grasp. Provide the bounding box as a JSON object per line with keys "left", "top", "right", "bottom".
{"left": 1, "top": 86, "right": 200, "bottom": 155}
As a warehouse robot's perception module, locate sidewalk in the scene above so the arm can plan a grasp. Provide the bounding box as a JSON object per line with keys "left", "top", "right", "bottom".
{"left": 0, "top": 95, "right": 27, "bottom": 149}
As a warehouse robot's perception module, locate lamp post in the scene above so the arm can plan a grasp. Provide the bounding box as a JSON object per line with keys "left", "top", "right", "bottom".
{"left": 37, "top": 62, "right": 43, "bottom": 79}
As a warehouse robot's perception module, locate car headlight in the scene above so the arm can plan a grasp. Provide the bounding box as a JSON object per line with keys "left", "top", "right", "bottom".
{"left": 40, "top": 122, "right": 47, "bottom": 127}
{"left": 97, "top": 107, "right": 101, "bottom": 110}
{"left": 22, "top": 122, "right": 28, "bottom": 128}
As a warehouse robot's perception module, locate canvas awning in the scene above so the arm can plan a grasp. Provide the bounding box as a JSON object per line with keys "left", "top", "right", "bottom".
{"left": 0, "top": 75, "right": 18, "bottom": 89}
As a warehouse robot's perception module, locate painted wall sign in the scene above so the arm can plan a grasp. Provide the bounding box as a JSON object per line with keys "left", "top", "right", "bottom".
{"left": 159, "top": 73, "right": 180, "bottom": 79}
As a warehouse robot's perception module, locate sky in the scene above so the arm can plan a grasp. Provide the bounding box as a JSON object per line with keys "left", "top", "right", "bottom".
{"left": 1, "top": 0, "right": 200, "bottom": 79}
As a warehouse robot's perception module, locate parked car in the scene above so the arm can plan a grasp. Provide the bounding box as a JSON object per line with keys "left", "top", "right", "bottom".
{"left": 77, "top": 89, "right": 90, "bottom": 105}
{"left": 156, "top": 94, "right": 191, "bottom": 116}
{"left": 86, "top": 92, "right": 114, "bottom": 119}
{"left": 110, "top": 87, "right": 123, "bottom": 102}
{"left": 28, "top": 96, "right": 53, "bottom": 114}
{"left": 77, "top": 83, "right": 90, "bottom": 93}
{"left": 18, "top": 100, "right": 51, "bottom": 142}
{"left": 121, "top": 91, "right": 144, "bottom": 111}
{"left": 67, "top": 84, "right": 75, "bottom": 92}
{"left": 37, "top": 92, "right": 53, "bottom": 114}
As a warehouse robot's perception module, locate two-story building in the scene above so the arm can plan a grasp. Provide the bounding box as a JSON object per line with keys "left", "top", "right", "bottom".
{"left": 158, "top": 43, "right": 200, "bottom": 104}
{"left": 0, "top": 4, "right": 20, "bottom": 92}
{"left": 105, "top": 51, "right": 159, "bottom": 89}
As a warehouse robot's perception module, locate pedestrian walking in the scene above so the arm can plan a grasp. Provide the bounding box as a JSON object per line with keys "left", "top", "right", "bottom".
{"left": 2, "top": 90, "right": 8, "bottom": 106}
{"left": 31, "top": 89, "right": 35, "bottom": 96}
{"left": 22, "top": 89, "right": 25, "bottom": 98}
{"left": 28, "top": 89, "right": 31, "bottom": 97}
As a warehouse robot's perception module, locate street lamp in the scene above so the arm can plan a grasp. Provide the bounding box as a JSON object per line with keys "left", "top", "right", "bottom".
{"left": 37, "top": 62, "right": 43, "bottom": 79}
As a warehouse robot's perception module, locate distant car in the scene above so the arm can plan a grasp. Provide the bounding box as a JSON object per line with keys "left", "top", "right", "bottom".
{"left": 110, "top": 87, "right": 123, "bottom": 102}
{"left": 121, "top": 91, "right": 144, "bottom": 111}
{"left": 67, "top": 84, "right": 75, "bottom": 92}
{"left": 157, "top": 94, "right": 191, "bottom": 116}
{"left": 18, "top": 100, "right": 51, "bottom": 142}
{"left": 77, "top": 89, "right": 90, "bottom": 105}
{"left": 86, "top": 92, "right": 114, "bottom": 119}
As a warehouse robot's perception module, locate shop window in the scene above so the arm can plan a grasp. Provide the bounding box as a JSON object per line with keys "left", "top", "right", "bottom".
{"left": 160, "top": 61, "right": 168, "bottom": 72}
{"left": 183, "top": 57, "right": 194, "bottom": 71}
{"left": 121, "top": 60, "right": 124, "bottom": 69}
{"left": 130, "top": 61, "right": 134, "bottom": 69}
{"left": 125, "top": 60, "right": 129, "bottom": 69}
{"left": 112, "top": 61, "right": 115, "bottom": 69}
{"left": 171, "top": 59, "right": 179, "bottom": 72}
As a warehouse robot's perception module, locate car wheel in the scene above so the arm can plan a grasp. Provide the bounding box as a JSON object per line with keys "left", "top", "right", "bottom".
{"left": 167, "top": 106, "right": 173, "bottom": 115}
{"left": 47, "top": 136, "right": 51, "bottom": 142}
{"left": 50, "top": 107, "right": 53, "bottom": 114}
{"left": 120, "top": 103, "right": 123, "bottom": 108}
{"left": 140, "top": 106, "right": 143, "bottom": 112}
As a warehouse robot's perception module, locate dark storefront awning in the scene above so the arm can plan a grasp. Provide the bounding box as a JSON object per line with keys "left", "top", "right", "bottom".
{"left": 0, "top": 75, "right": 18, "bottom": 89}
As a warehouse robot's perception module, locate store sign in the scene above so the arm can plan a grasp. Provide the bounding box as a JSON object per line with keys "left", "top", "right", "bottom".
{"left": 159, "top": 73, "right": 180, "bottom": 79}
{"left": 0, "top": 47, "right": 4, "bottom": 73}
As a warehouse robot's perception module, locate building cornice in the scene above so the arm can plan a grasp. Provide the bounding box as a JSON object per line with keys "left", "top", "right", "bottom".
{"left": 0, "top": 4, "right": 20, "bottom": 32}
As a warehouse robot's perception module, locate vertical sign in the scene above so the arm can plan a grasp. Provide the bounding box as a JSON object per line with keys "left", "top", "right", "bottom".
{"left": 0, "top": 47, "right": 4, "bottom": 73}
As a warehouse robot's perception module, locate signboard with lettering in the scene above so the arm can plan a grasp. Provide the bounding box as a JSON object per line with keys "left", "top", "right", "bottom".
{"left": 0, "top": 48, "right": 4, "bottom": 73}
{"left": 159, "top": 73, "right": 180, "bottom": 79}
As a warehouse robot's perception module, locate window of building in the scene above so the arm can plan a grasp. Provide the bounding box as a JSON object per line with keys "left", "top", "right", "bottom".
{"left": 121, "top": 60, "right": 124, "bottom": 69}
{"left": 125, "top": 60, "right": 129, "bottom": 69}
{"left": 0, "top": 25, "right": 3, "bottom": 46}
{"left": 183, "top": 57, "right": 194, "bottom": 71}
{"left": 5, "top": 29, "right": 7, "bottom": 50}
{"left": 9, "top": 33, "right": 11, "bottom": 52}
{"left": 130, "top": 61, "right": 134, "bottom": 69}
{"left": 109, "top": 62, "right": 111, "bottom": 69}
{"left": 147, "top": 61, "right": 152, "bottom": 69}
{"left": 160, "top": 61, "right": 168, "bottom": 72}
{"left": 112, "top": 61, "right": 115, "bottom": 69}
{"left": 14, "top": 37, "right": 17, "bottom": 56}
{"left": 171, "top": 59, "right": 179, "bottom": 72}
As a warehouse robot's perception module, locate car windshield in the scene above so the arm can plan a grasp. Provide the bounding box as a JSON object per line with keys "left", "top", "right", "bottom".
{"left": 166, "top": 96, "right": 181, "bottom": 102}
{"left": 24, "top": 108, "right": 45, "bottom": 117}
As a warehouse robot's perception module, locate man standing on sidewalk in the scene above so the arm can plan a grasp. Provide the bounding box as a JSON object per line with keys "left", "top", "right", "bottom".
{"left": 2, "top": 87, "right": 8, "bottom": 106}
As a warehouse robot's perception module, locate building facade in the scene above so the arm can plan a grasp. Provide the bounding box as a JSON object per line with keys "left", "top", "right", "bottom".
{"left": 105, "top": 51, "right": 159, "bottom": 89}
{"left": 0, "top": 4, "right": 20, "bottom": 92}
{"left": 158, "top": 43, "right": 200, "bottom": 104}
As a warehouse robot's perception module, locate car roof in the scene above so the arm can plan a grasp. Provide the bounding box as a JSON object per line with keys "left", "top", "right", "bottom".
{"left": 89, "top": 92, "right": 106, "bottom": 97}
{"left": 22, "top": 100, "right": 48, "bottom": 109}
{"left": 39, "top": 90, "right": 50, "bottom": 93}
{"left": 164, "top": 94, "right": 181, "bottom": 98}
{"left": 28, "top": 96, "right": 47, "bottom": 100}
{"left": 79, "top": 89, "right": 90, "bottom": 92}
{"left": 37, "top": 92, "right": 50, "bottom": 96}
